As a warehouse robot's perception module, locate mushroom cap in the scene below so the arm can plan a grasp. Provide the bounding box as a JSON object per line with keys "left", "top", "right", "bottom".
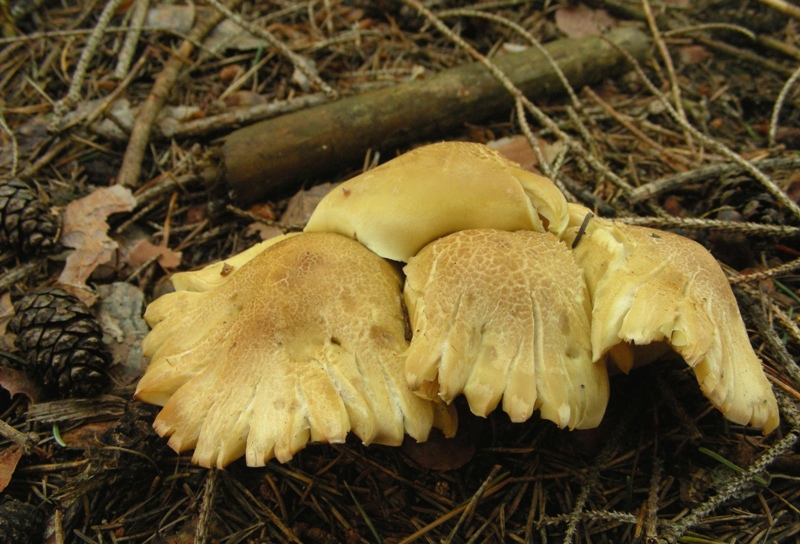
{"left": 304, "top": 142, "right": 569, "bottom": 262}
{"left": 563, "top": 204, "right": 779, "bottom": 433}
{"left": 169, "top": 233, "right": 300, "bottom": 292}
{"left": 135, "top": 232, "right": 456, "bottom": 468}
{"left": 403, "top": 229, "right": 609, "bottom": 429}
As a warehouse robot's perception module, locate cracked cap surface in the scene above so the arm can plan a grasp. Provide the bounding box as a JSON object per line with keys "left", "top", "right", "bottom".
{"left": 136, "top": 232, "right": 456, "bottom": 468}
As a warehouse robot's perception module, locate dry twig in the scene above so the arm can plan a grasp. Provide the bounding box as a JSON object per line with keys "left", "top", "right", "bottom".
{"left": 116, "top": 0, "right": 245, "bottom": 188}
{"left": 50, "top": 0, "right": 129, "bottom": 125}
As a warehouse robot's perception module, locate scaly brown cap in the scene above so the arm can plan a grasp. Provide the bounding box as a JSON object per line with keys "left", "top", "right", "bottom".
{"left": 135, "top": 232, "right": 456, "bottom": 467}
{"left": 403, "top": 229, "right": 609, "bottom": 429}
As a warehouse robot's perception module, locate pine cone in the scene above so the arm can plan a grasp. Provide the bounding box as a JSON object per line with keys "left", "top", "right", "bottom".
{"left": 0, "top": 179, "right": 61, "bottom": 255}
{"left": 7, "top": 288, "right": 111, "bottom": 398}
{"left": 0, "top": 498, "right": 44, "bottom": 544}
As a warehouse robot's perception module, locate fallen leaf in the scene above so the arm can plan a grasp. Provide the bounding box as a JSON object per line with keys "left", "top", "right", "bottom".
{"left": 679, "top": 45, "right": 711, "bottom": 65}
{"left": 247, "top": 202, "right": 277, "bottom": 221}
{"left": 0, "top": 367, "right": 44, "bottom": 402}
{"left": 58, "top": 185, "right": 137, "bottom": 291}
{"left": 555, "top": 4, "right": 618, "bottom": 38}
{"left": 0, "top": 445, "right": 23, "bottom": 492}
{"left": 95, "top": 282, "right": 149, "bottom": 386}
{"left": 126, "top": 239, "right": 182, "bottom": 269}
{"left": 220, "top": 64, "right": 244, "bottom": 84}
{"left": 282, "top": 182, "right": 337, "bottom": 226}
{"left": 223, "top": 90, "right": 267, "bottom": 109}
{"left": 488, "top": 135, "right": 565, "bottom": 172}
{"left": 58, "top": 421, "right": 116, "bottom": 449}
{"left": 402, "top": 402, "right": 486, "bottom": 471}
{"left": 487, "top": 135, "right": 539, "bottom": 171}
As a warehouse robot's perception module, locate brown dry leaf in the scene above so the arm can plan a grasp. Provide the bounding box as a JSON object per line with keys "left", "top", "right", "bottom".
{"left": 0, "top": 445, "right": 23, "bottom": 492}
{"left": 487, "top": 135, "right": 565, "bottom": 172}
{"left": 223, "top": 90, "right": 267, "bottom": 109}
{"left": 555, "top": 4, "right": 618, "bottom": 38}
{"left": 126, "top": 239, "right": 182, "bottom": 269}
{"left": 0, "top": 367, "right": 43, "bottom": 402}
{"left": 679, "top": 45, "right": 711, "bottom": 65}
{"left": 281, "top": 182, "right": 337, "bottom": 226}
{"left": 402, "top": 405, "right": 485, "bottom": 471}
{"left": 59, "top": 421, "right": 116, "bottom": 449}
{"left": 59, "top": 185, "right": 137, "bottom": 291}
{"left": 487, "top": 135, "right": 539, "bottom": 171}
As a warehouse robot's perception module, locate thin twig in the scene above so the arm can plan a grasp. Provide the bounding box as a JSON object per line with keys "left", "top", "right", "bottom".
{"left": 625, "top": 157, "right": 800, "bottom": 204}
{"left": 0, "top": 110, "right": 19, "bottom": 176}
{"left": 660, "top": 426, "right": 799, "bottom": 543}
{"left": 195, "top": 468, "right": 217, "bottom": 544}
{"left": 203, "top": 0, "right": 337, "bottom": 99}
{"left": 769, "top": 63, "right": 800, "bottom": 148}
{"left": 563, "top": 412, "right": 632, "bottom": 543}
{"left": 583, "top": 86, "right": 693, "bottom": 168}
{"left": 62, "top": 50, "right": 150, "bottom": 132}
{"left": 159, "top": 94, "right": 329, "bottom": 138}
{"left": 0, "top": 259, "right": 46, "bottom": 292}
{"left": 642, "top": 0, "right": 694, "bottom": 152}
{"left": 608, "top": 38, "right": 800, "bottom": 222}
{"left": 117, "top": 0, "right": 244, "bottom": 188}
{"left": 114, "top": 0, "right": 150, "bottom": 79}
{"left": 736, "top": 285, "right": 800, "bottom": 388}
{"left": 758, "top": 0, "right": 800, "bottom": 20}
{"left": 617, "top": 216, "right": 800, "bottom": 237}
{"left": 439, "top": 7, "right": 583, "bottom": 108}
{"left": 694, "top": 34, "right": 795, "bottom": 78}
{"left": 0, "top": 418, "right": 40, "bottom": 456}
{"left": 645, "top": 456, "right": 662, "bottom": 542}
{"left": 401, "top": 0, "right": 637, "bottom": 199}
{"left": 445, "top": 465, "right": 502, "bottom": 543}
{"left": 51, "top": 0, "right": 129, "bottom": 124}
{"left": 730, "top": 256, "right": 800, "bottom": 285}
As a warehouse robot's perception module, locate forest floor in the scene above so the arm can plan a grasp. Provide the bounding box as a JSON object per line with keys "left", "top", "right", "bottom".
{"left": 1, "top": 1, "right": 800, "bottom": 543}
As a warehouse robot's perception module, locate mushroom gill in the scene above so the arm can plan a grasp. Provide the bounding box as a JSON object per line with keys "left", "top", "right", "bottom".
{"left": 135, "top": 232, "right": 456, "bottom": 468}
{"left": 403, "top": 229, "right": 609, "bottom": 429}
{"left": 563, "top": 204, "right": 779, "bottom": 433}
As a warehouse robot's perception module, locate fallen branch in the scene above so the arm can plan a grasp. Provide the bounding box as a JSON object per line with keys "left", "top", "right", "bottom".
{"left": 222, "top": 26, "right": 650, "bottom": 206}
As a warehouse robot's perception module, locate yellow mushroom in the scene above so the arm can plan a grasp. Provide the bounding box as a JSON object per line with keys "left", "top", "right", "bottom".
{"left": 304, "top": 141, "right": 568, "bottom": 262}
{"left": 135, "top": 233, "right": 456, "bottom": 468}
{"left": 135, "top": 143, "right": 779, "bottom": 469}
{"left": 562, "top": 204, "right": 779, "bottom": 433}
{"left": 404, "top": 229, "right": 609, "bottom": 429}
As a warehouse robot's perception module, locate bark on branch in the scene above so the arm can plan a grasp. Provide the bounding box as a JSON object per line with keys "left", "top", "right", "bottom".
{"left": 221, "top": 26, "right": 650, "bottom": 206}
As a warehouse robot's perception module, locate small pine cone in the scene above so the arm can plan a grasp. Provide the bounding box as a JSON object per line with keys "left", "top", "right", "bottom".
{"left": 0, "top": 179, "right": 61, "bottom": 255}
{"left": 7, "top": 288, "right": 111, "bottom": 398}
{"left": 0, "top": 498, "right": 44, "bottom": 544}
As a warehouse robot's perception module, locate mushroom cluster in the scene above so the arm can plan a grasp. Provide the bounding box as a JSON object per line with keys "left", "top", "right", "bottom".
{"left": 135, "top": 142, "right": 779, "bottom": 468}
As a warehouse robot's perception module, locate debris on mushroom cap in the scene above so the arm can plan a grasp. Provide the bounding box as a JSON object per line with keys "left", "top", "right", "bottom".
{"left": 304, "top": 142, "right": 569, "bottom": 262}
{"left": 403, "top": 229, "right": 609, "bottom": 429}
{"left": 169, "top": 233, "right": 300, "bottom": 292}
{"left": 135, "top": 232, "right": 457, "bottom": 468}
{"left": 562, "top": 204, "right": 779, "bottom": 433}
